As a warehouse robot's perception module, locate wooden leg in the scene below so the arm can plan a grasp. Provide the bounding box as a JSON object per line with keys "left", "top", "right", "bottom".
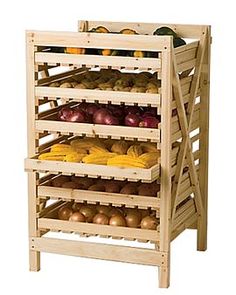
{"left": 197, "top": 27, "right": 211, "bottom": 252}
{"left": 158, "top": 255, "right": 170, "bottom": 288}
{"left": 29, "top": 250, "right": 40, "bottom": 271}
{"left": 197, "top": 214, "right": 207, "bottom": 251}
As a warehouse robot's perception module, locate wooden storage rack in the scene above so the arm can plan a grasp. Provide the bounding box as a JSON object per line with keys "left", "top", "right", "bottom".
{"left": 25, "top": 20, "right": 211, "bottom": 288}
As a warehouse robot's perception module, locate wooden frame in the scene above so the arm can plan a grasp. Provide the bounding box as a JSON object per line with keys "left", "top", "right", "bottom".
{"left": 25, "top": 21, "right": 211, "bottom": 288}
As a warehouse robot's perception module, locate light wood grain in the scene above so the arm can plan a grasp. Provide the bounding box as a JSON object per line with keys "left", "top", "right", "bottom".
{"left": 36, "top": 86, "right": 161, "bottom": 107}
{"left": 30, "top": 237, "right": 166, "bottom": 266}
{"left": 159, "top": 38, "right": 172, "bottom": 288}
{"left": 38, "top": 218, "right": 159, "bottom": 242}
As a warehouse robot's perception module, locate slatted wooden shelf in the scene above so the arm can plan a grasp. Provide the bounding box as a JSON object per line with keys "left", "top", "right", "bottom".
{"left": 25, "top": 157, "right": 160, "bottom": 182}
{"left": 39, "top": 218, "right": 160, "bottom": 242}
{"left": 38, "top": 185, "right": 160, "bottom": 210}
{"left": 25, "top": 20, "right": 211, "bottom": 289}
{"left": 36, "top": 86, "right": 161, "bottom": 107}
{"left": 35, "top": 52, "right": 161, "bottom": 71}
{"left": 35, "top": 119, "right": 160, "bottom": 142}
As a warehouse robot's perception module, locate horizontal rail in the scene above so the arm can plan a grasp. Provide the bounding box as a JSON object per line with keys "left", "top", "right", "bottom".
{"left": 35, "top": 120, "right": 161, "bottom": 142}
{"left": 38, "top": 186, "right": 160, "bottom": 209}
{"left": 30, "top": 237, "right": 165, "bottom": 266}
{"left": 38, "top": 218, "right": 160, "bottom": 241}
{"left": 35, "top": 86, "right": 161, "bottom": 107}
{"left": 35, "top": 52, "right": 161, "bottom": 70}
{"left": 79, "top": 21, "right": 207, "bottom": 38}
{"left": 24, "top": 158, "right": 160, "bottom": 182}
{"left": 27, "top": 30, "right": 169, "bottom": 51}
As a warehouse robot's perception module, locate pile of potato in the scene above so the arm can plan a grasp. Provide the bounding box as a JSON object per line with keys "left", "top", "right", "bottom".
{"left": 48, "top": 175, "right": 160, "bottom": 197}
{"left": 49, "top": 69, "right": 160, "bottom": 94}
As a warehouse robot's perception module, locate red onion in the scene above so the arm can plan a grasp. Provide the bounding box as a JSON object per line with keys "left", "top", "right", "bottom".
{"left": 142, "top": 111, "right": 156, "bottom": 118}
{"left": 67, "top": 109, "right": 86, "bottom": 123}
{"left": 78, "top": 102, "right": 89, "bottom": 111}
{"left": 86, "top": 103, "right": 100, "bottom": 116}
{"left": 139, "top": 116, "right": 159, "bottom": 128}
{"left": 58, "top": 107, "right": 73, "bottom": 121}
{"left": 93, "top": 108, "right": 111, "bottom": 124}
{"left": 124, "top": 113, "right": 141, "bottom": 127}
{"left": 143, "top": 107, "right": 156, "bottom": 117}
{"left": 125, "top": 106, "right": 142, "bottom": 115}
{"left": 107, "top": 104, "right": 124, "bottom": 119}
{"left": 104, "top": 114, "right": 119, "bottom": 125}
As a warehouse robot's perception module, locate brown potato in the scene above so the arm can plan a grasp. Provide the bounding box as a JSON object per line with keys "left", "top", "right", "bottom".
{"left": 104, "top": 182, "right": 121, "bottom": 193}
{"left": 71, "top": 176, "right": 94, "bottom": 189}
{"left": 120, "top": 183, "right": 138, "bottom": 195}
{"left": 88, "top": 184, "right": 105, "bottom": 192}
{"left": 61, "top": 181, "right": 78, "bottom": 189}
{"left": 138, "top": 183, "right": 156, "bottom": 197}
{"left": 52, "top": 176, "right": 71, "bottom": 187}
{"left": 60, "top": 82, "right": 72, "bottom": 88}
{"left": 130, "top": 86, "right": 146, "bottom": 93}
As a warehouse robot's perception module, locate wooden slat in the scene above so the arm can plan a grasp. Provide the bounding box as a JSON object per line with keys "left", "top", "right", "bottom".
{"left": 30, "top": 237, "right": 165, "bottom": 266}
{"left": 177, "top": 58, "right": 196, "bottom": 73}
{"left": 35, "top": 52, "right": 161, "bottom": 70}
{"left": 176, "top": 48, "right": 197, "bottom": 66}
{"left": 38, "top": 218, "right": 159, "bottom": 241}
{"left": 38, "top": 67, "right": 87, "bottom": 85}
{"left": 36, "top": 86, "right": 161, "bottom": 107}
{"left": 35, "top": 120, "right": 160, "bottom": 142}
{"left": 171, "top": 213, "right": 198, "bottom": 241}
{"left": 173, "top": 202, "right": 196, "bottom": 230}
{"left": 80, "top": 21, "right": 207, "bottom": 38}
{"left": 174, "top": 41, "right": 199, "bottom": 54}
{"left": 38, "top": 186, "right": 160, "bottom": 209}
{"left": 172, "top": 88, "right": 201, "bottom": 110}
{"left": 29, "top": 30, "right": 167, "bottom": 51}
{"left": 24, "top": 158, "right": 160, "bottom": 182}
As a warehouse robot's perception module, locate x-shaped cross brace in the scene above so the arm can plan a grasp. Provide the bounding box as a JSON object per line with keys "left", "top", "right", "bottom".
{"left": 171, "top": 29, "right": 207, "bottom": 221}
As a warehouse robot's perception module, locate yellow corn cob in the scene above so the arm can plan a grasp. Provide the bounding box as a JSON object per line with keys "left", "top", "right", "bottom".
{"left": 50, "top": 144, "right": 73, "bottom": 153}
{"left": 64, "top": 152, "right": 86, "bottom": 163}
{"left": 70, "top": 138, "right": 105, "bottom": 150}
{"left": 111, "top": 141, "right": 129, "bottom": 155}
{"left": 140, "top": 142, "right": 158, "bottom": 153}
{"left": 82, "top": 152, "right": 117, "bottom": 165}
{"left": 139, "top": 152, "right": 160, "bottom": 168}
{"left": 107, "top": 155, "right": 146, "bottom": 168}
{"left": 127, "top": 145, "right": 143, "bottom": 157}
{"left": 71, "top": 146, "right": 88, "bottom": 154}
{"left": 89, "top": 146, "right": 109, "bottom": 154}
{"left": 38, "top": 152, "right": 65, "bottom": 161}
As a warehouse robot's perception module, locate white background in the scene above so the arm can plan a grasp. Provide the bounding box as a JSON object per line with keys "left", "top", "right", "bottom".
{"left": 0, "top": 0, "right": 235, "bottom": 294}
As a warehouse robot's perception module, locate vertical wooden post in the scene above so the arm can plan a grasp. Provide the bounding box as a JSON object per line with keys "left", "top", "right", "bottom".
{"left": 26, "top": 31, "right": 40, "bottom": 271}
{"left": 159, "top": 37, "right": 172, "bottom": 288}
{"left": 197, "top": 26, "right": 211, "bottom": 251}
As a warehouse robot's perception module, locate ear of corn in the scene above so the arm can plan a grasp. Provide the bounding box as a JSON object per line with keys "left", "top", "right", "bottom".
{"left": 64, "top": 152, "right": 86, "bottom": 163}
{"left": 107, "top": 155, "right": 146, "bottom": 168}
{"left": 89, "top": 146, "right": 109, "bottom": 154}
{"left": 38, "top": 152, "right": 65, "bottom": 161}
{"left": 82, "top": 153, "right": 117, "bottom": 165}
{"left": 50, "top": 144, "right": 73, "bottom": 153}
{"left": 127, "top": 145, "right": 143, "bottom": 157}
{"left": 139, "top": 152, "right": 160, "bottom": 168}
{"left": 70, "top": 138, "right": 105, "bottom": 150}
{"left": 111, "top": 141, "right": 129, "bottom": 155}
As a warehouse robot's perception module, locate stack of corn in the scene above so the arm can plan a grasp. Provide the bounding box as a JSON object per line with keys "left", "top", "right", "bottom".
{"left": 38, "top": 138, "right": 160, "bottom": 168}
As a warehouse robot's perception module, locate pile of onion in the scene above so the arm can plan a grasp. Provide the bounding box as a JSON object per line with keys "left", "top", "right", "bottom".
{"left": 58, "top": 102, "right": 160, "bottom": 128}
{"left": 57, "top": 201, "right": 159, "bottom": 230}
